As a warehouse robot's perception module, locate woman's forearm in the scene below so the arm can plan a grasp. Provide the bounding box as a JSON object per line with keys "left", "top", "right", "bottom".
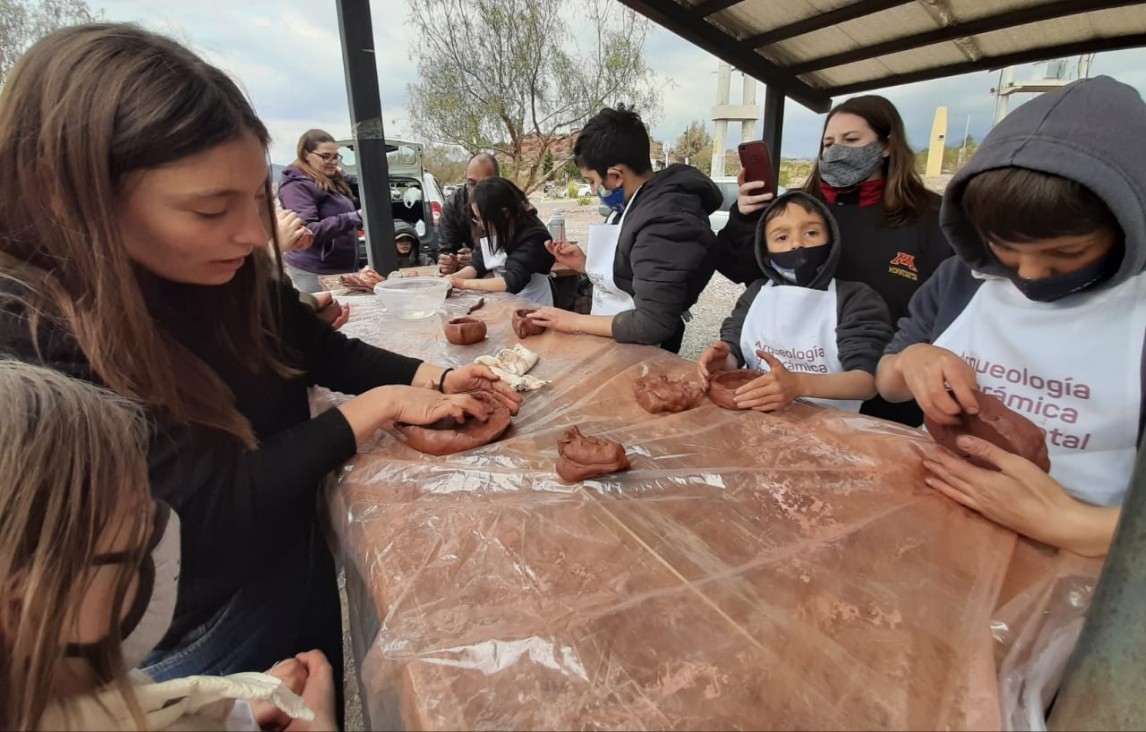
{"left": 875, "top": 353, "right": 912, "bottom": 403}
{"left": 336, "top": 387, "right": 400, "bottom": 445}
{"left": 798, "top": 370, "right": 877, "bottom": 401}
{"left": 411, "top": 363, "right": 446, "bottom": 390}
{"left": 455, "top": 276, "right": 508, "bottom": 293}
{"left": 1053, "top": 504, "right": 1121, "bottom": 557}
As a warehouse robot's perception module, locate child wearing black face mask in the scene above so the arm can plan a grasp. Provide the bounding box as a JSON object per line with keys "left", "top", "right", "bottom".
{"left": 698, "top": 192, "right": 893, "bottom": 413}
{"left": 876, "top": 76, "right": 1146, "bottom": 558}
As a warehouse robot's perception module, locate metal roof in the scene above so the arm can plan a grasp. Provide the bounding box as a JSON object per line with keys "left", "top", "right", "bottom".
{"left": 617, "top": 0, "right": 1146, "bottom": 112}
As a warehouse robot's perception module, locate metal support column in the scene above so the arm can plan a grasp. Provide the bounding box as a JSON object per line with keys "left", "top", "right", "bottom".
{"left": 1048, "top": 443, "right": 1146, "bottom": 730}
{"left": 761, "top": 83, "right": 785, "bottom": 184}
{"left": 336, "top": 0, "right": 396, "bottom": 275}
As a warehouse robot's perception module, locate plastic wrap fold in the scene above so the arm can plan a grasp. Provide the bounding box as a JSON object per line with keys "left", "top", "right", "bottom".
{"left": 315, "top": 293, "right": 1101, "bottom": 731}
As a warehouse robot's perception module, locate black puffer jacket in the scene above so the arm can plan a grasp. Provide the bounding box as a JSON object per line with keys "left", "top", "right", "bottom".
{"left": 438, "top": 185, "right": 472, "bottom": 254}
{"left": 611, "top": 164, "right": 722, "bottom": 352}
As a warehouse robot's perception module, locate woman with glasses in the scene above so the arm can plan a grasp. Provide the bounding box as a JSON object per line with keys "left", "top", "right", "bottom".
{"left": 278, "top": 129, "right": 361, "bottom": 292}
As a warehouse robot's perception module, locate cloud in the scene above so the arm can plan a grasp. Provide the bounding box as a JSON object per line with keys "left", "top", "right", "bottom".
{"left": 93, "top": 0, "right": 1146, "bottom": 162}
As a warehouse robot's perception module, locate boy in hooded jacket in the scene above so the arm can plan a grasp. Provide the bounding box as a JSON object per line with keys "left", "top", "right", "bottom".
{"left": 876, "top": 76, "right": 1146, "bottom": 557}
{"left": 699, "top": 191, "right": 893, "bottom": 412}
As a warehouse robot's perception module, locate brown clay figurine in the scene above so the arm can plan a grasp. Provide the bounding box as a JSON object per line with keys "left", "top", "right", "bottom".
{"left": 397, "top": 391, "right": 512, "bottom": 456}
{"left": 925, "top": 391, "right": 1051, "bottom": 472}
{"left": 556, "top": 426, "right": 630, "bottom": 483}
{"left": 512, "top": 308, "right": 546, "bottom": 338}
{"left": 443, "top": 316, "right": 487, "bottom": 345}
{"left": 707, "top": 370, "right": 765, "bottom": 410}
{"left": 633, "top": 373, "right": 704, "bottom": 414}
{"left": 466, "top": 297, "right": 486, "bottom": 315}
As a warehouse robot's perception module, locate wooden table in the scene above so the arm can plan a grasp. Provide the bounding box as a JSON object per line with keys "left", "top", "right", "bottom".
{"left": 315, "top": 292, "right": 1098, "bottom": 731}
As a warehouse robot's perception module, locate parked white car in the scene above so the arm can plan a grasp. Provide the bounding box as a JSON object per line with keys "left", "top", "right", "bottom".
{"left": 577, "top": 183, "right": 593, "bottom": 197}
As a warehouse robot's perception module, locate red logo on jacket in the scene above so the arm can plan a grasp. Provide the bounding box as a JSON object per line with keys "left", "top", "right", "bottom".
{"left": 889, "top": 252, "right": 917, "bottom": 271}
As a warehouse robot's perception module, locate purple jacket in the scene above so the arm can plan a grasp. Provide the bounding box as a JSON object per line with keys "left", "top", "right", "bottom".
{"left": 278, "top": 166, "right": 361, "bottom": 274}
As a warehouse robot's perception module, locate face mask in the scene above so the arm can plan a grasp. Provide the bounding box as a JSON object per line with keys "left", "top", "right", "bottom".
{"left": 597, "top": 172, "right": 626, "bottom": 213}
{"left": 769, "top": 246, "right": 832, "bottom": 286}
{"left": 819, "top": 141, "right": 885, "bottom": 189}
{"left": 66, "top": 503, "right": 181, "bottom": 672}
{"left": 1007, "top": 247, "right": 1123, "bottom": 302}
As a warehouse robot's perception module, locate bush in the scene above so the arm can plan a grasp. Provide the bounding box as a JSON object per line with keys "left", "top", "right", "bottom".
{"left": 566, "top": 182, "right": 579, "bottom": 198}
{"left": 577, "top": 196, "right": 591, "bottom": 206}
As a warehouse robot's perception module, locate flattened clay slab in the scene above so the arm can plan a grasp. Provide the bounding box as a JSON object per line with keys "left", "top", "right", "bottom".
{"left": 397, "top": 391, "right": 512, "bottom": 456}
{"left": 633, "top": 373, "right": 704, "bottom": 414}
{"left": 708, "top": 370, "right": 765, "bottom": 410}
{"left": 556, "top": 426, "right": 630, "bottom": 483}
{"left": 925, "top": 391, "right": 1051, "bottom": 472}
{"left": 512, "top": 309, "right": 546, "bottom": 338}
{"left": 443, "top": 316, "right": 487, "bottom": 345}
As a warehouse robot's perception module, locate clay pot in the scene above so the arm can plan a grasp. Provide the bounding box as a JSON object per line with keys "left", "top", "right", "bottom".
{"left": 512, "top": 309, "right": 546, "bottom": 338}
{"left": 443, "top": 316, "right": 487, "bottom": 345}
{"left": 925, "top": 392, "right": 1051, "bottom": 472}
{"left": 556, "top": 426, "right": 630, "bottom": 483}
{"left": 633, "top": 373, "right": 704, "bottom": 414}
{"left": 396, "top": 391, "right": 512, "bottom": 456}
{"left": 707, "top": 370, "right": 765, "bottom": 410}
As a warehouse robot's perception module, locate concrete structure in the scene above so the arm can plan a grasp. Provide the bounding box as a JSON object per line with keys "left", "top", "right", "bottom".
{"left": 710, "top": 61, "right": 760, "bottom": 178}
{"left": 925, "top": 105, "right": 947, "bottom": 178}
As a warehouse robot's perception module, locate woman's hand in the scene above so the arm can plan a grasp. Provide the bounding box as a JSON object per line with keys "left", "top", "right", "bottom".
{"left": 388, "top": 386, "right": 492, "bottom": 426}
{"left": 697, "top": 341, "right": 737, "bottom": 385}
{"left": 544, "top": 239, "right": 587, "bottom": 273}
{"left": 443, "top": 364, "right": 523, "bottom": 414}
{"left": 447, "top": 275, "right": 468, "bottom": 289}
{"left": 276, "top": 209, "right": 313, "bottom": 252}
{"left": 457, "top": 247, "right": 473, "bottom": 267}
{"left": 526, "top": 306, "right": 579, "bottom": 334}
{"left": 735, "top": 352, "right": 804, "bottom": 411}
{"left": 311, "top": 292, "right": 351, "bottom": 330}
{"left": 736, "top": 168, "right": 775, "bottom": 216}
{"left": 438, "top": 253, "right": 459, "bottom": 275}
{"left": 923, "top": 435, "right": 1114, "bottom": 556}
{"left": 894, "top": 343, "right": 979, "bottom": 425}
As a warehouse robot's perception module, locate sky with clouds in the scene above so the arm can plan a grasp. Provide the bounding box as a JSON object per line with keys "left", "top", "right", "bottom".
{"left": 93, "top": 0, "right": 1146, "bottom": 164}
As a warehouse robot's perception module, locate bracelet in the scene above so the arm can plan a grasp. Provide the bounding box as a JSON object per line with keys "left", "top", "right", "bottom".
{"left": 437, "top": 368, "right": 454, "bottom": 393}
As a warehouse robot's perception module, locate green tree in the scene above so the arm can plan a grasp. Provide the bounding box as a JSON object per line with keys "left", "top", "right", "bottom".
{"left": 1, "top": 0, "right": 101, "bottom": 88}
{"left": 422, "top": 142, "right": 469, "bottom": 186}
{"left": 674, "top": 120, "right": 712, "bottom": 175}
{"left": 407, "top": 0, "right": 660, "bottom": 193}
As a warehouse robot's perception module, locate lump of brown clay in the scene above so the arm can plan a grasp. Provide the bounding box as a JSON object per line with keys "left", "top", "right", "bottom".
{"left": 633, "top": 373, "right": 704, "bottom": 414}
{"left": 512, "top": 308, "right": 546, "bottom": 338}
{"left": 556, "top": 426, "right": 630, "bottom": 483}
{"left": 397, "top": 391, "right": 512, "bottom": 456}
{"left": 707, "top": 370, "right": 765, "bottom": 410}
{"left": 925, "top": 392, "right": 1051, "bottom": 472}
{"left": 443, "top": 316, "right": 487, "bottom": 346}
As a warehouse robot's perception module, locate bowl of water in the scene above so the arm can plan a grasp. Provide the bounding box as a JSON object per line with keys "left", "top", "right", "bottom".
{"left": 373, "top": 277, "right": 451, "bottom": 320}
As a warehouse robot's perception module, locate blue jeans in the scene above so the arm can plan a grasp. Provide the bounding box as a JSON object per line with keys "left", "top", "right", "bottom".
{"left": 285, "top": 265, "right": 324, "bottom": 294}
{"left": 142, "top": 531, "right": 344, "bottom": 721}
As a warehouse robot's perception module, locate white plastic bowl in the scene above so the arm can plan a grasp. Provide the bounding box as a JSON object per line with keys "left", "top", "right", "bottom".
{"left": 373, "top": 277, "right": 450, "bottom": 320}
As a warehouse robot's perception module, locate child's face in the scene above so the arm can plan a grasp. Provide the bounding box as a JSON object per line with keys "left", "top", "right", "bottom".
{"left": 396, "top": 235, "right": 414, "bottom": 255}
{"left": 765, "top": 206, "right": 829, "bottom": 253}
{"left": 987, "top": 228, "right": 1118, "bottom": 280}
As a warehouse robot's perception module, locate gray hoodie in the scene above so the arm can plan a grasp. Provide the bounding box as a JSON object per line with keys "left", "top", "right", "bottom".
{"left": 720, "top": 191, "right": 893, "bottom": 374}
{"left": 889, "top": 75, "right": 1146, "bottom": 357}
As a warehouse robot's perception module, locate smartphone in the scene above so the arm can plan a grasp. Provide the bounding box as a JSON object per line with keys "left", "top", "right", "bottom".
{"left": 738, "top": 141, "right": 777, "bottom": 196}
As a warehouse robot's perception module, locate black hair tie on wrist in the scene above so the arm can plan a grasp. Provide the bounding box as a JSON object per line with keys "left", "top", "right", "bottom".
{"left": 438, "top": 368, "right": 454, "bottom": 393}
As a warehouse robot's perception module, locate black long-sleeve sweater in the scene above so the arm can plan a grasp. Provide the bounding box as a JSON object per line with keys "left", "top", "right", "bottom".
{"left": 0, "top": 278, "right": 422, "bottom": 643}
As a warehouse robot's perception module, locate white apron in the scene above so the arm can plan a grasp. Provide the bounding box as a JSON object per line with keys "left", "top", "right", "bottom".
{"left": 586, "top": 188, "right": 642, "bottom": 316}
{"left": 740, "top": 280, "right": 862, "bottom": 413}
{"left": 932, "top": 273, "right": 1146, "bottom": 506}
{"left": 479, "top": 235, "right": 553, "bottom": 307}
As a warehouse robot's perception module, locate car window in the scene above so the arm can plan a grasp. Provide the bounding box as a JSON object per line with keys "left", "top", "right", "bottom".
{"left": 339, "top": 146, "right": 357, "bottom": 168}
{"left": 388, "top": 144, "right": 419, "bottom": 167}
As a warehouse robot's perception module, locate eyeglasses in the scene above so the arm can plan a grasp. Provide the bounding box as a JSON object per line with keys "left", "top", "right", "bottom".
{"left": 310, "top": 151, "right": 343, "bottom": 163}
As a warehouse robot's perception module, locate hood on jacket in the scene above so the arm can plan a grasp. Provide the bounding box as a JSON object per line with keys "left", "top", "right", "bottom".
{"left": 394, "top": 220, "right": 420, "bottom": 242}
{"left": 639, "top": 164, "right": 723, "bottom": 216}
{"left": 942, "top": 75, "right": 1146, "bottom": 291}
{"left": 279, "top": 166, "right": 315, "bottom": 187}
{"left": 752, "top": 190, "right": 841, "bottom": 289}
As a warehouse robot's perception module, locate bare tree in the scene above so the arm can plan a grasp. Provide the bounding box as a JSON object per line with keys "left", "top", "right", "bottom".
{"left": 407, "top": 0, "right": 660, "bottom": 193}
{"left": 675, "top": 120, "right": 712, "bottom": 175}
{"left": 1, "top": 0, "right": 102, "bottom": 87}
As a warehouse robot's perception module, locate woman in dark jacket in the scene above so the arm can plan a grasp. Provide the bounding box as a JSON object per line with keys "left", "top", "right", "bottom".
{"left": 278, "top": 129, "right": 361, "bottom": 292}
{"left": 716, "top": 95, "right": 952, "bottom": 425}
{"left": 447, "top": 177, "right": 556, "bottom": 306}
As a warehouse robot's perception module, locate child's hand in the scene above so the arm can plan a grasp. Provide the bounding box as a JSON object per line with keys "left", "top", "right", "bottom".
{"left": 697, "top": 341, "right": 737, "bottom": 385}
{"left": 735, "top": 352, "right": 803, "bottom": 411}
{"left": 895, "top": 344, "right": 979, "bottom": 426}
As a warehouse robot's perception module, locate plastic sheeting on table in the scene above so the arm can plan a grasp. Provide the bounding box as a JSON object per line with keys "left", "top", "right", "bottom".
{"left": 315, "top": 292, "right": 1102, "bottom": 731}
